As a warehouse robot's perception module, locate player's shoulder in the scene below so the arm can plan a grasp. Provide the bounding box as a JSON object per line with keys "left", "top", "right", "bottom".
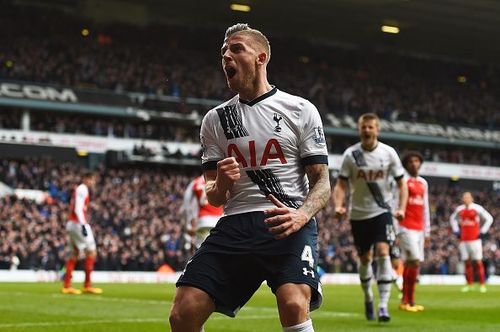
{"left": 471, "top": 203, "right": 485, "bottom": 211}
{"left": 377, "top": 141, "right": 399, "bottom": 155}
{"left": 416, "top": 175, "right": 428, "bottom": 185}
{"left": 76, "top": 183, "right": 89, "bottom": 194}
{"left": 342, "top": 142, "right": 362, "bottom": 157}
{"left": 274, "top": 89, "right": 310, "bottom": 104}
{"left": 273, "top": 89, "right": 318, "bottom": 112}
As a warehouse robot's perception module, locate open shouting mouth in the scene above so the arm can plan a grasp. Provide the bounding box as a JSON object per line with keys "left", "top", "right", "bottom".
{"left": 225, "top": 66, "right": 237, "bottom": 79}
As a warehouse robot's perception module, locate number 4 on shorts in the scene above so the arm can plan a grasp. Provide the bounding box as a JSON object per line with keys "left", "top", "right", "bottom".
{"left": 301, "top": 245, "right": 314, "bottom": 268}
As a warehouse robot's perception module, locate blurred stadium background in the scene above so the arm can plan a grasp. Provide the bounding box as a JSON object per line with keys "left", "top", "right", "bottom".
{"left": 0, "top": 0, "right": 499, "bottom": 330}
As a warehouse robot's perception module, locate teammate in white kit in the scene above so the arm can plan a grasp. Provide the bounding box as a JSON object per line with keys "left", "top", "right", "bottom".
{"left": 61, "top": 172, "right": 102, "bottom": 295}
{"left": 397, "top": 151, "right": 430, "bottom": 312}
{"left": 181, "top": 175, "right": 223, "bottom": 250}
{"left": 333, "top": 113, "right": 408, "bottom": 322}
{"left": 169, "top": 23, "right": 330, "bottom": 332}
{"left": 450, "top": 192, "right": 493, "bottom": 293}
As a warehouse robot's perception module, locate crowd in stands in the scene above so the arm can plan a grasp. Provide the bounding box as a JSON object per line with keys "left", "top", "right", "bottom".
{"left": 1, "top": 4, "right": 499, "bottom": 276}
{"left": 0, "top": 158, "right": 498, "bottom": 277}
{"left": 0, "top": 158, "right": 196, "bottom": 271}
{"left": 0, "top": 109, "right": 21, "bottom": 130}
{"left": 1, "top": 108, "right": 498, "bottom": 166}
{"left": 0, "top": 108, "right": 199, "bottom": 143}
{"left": 1, "top": 5, "right": 499, "bottom": 130}
{"left": 29, "top": 111, "right": 199, "bottom": 143}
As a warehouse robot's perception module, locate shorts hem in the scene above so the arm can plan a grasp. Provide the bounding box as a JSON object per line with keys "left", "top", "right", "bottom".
{"left": 175, "top": 281, "right": 237, "bottom": 318}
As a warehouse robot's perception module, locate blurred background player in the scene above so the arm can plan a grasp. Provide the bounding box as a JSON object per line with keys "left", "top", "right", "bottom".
{"left": 450, "top": 192, "right": 494, "bottom": 293}
{"left": 181, "top": 175, "right": 223, "bottom": 251}
{"left": 397, "top": 151, "right": 430, "bottom": 312}
{"left": 333, "top": 113, "right": 408, "bottom": 322}
{"left": 61, "top": 172, "right": 102, "bottom": 295}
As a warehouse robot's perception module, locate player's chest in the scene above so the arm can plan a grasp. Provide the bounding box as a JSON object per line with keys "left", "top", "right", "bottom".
{"left": 217, "top": 106, "right": 299, "bottom": 168}
{"left": 460, "top": 209, "right": 479, "bottom": 222}
{"left": 408, "top": 179, "right": 425, "bottom": 196}
{"left": 352, "top": 152, "right": 391, "bottom": 181}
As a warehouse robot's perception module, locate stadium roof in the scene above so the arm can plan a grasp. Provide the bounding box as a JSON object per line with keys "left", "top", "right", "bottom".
{"left": 19, "top": 0, "right": 500, "bottom": 64}
{"left": 146, "top": 0, "right": 500, "bottom": 65}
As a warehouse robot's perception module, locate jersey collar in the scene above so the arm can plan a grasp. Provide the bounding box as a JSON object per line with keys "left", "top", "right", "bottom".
{"left": 361, "top": 141, "right": 379, "bottom": 152}
{"left": 239, "top": 86, "right": 277, "bottom": 106}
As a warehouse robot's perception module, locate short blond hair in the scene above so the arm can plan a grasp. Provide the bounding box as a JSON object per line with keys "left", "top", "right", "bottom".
{"left": 225, "top": 23, "right": 271, "bottom": 61}
{"left": 358, "top": 113, "right": 380, "bottom": 126}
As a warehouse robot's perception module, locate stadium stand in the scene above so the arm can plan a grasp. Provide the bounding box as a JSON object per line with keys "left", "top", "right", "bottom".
{"left": 1, "top": 5, "right": 499, "bottom": 129}
{"left": 0, "top": 158, "right": 498, "bottom": 276}
{"left": 0, "top": 4, "right": 498, "bottom": 280}
{"left": 1, "top": 107, "right": 498, "bottom": 166}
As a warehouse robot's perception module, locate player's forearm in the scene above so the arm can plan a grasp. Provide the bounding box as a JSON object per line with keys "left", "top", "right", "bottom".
{"left": 74, "top": 198, "right": 86, "bottom": 224}
{"left": 205, "top": 179, "right": 229, "bottom": 207}
{"left": 397, "top": 180, "right": 408, "bottom": 211}
{"left": 75, "top": 209, "right": 86, "bottom": 225}
{"left": 480, "top": 215, "right": 494, "bottom": 234}
{"left": 299, "top": 166, "right": 331, "bottom": 220}
{"left": 333, "top": 182, "right": 346, "bottom": 210}
{"left": 449, "top": 215, "right": 459, "bottom": 233}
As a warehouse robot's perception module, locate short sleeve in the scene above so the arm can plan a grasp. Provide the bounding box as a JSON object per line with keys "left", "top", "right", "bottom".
{"left": 200, "top": 111, "right": 225, "bottom": 171}
{"left": 299, "top": 101, "right": 328, "bottom": 165}
{"left": 338, "top": 151, "right": 352, "bottom": 179}
{"left": 389, "top": 147, "right": 405, "bottom": 179}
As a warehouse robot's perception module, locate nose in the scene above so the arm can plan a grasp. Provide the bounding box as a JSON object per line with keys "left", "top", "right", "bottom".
{"left": 222, "top": 53, "right": 232, "bottom": 64}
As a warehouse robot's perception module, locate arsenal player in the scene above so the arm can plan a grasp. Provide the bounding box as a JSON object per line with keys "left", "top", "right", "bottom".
{"left": 450, "top": 192, "right": 493, "bottom": 293}
{"left": 397, "top": 151, "right": 430, "bottom": 312}
{"left": 61, "top": 172, "right": 102, "bottom": 295}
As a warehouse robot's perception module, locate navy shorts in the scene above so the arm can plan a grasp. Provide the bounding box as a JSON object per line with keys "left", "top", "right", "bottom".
{"left": 176, "top": 211, "right": 323, "bottom": 317}
{"left": 350, "top": 212, "right": 396, "bottom": 256}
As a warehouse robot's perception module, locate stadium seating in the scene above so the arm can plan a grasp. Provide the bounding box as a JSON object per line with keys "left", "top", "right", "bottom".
{"left": 0, "top": 158, "right": 498, "bottom": 275}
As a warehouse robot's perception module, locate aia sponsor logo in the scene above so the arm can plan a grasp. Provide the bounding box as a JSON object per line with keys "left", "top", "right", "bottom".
{"left": 227, "top": 139, "right": 287, "bottom": 168}
{"left": 357, "top": 169, "right": 384, "bottom": 181}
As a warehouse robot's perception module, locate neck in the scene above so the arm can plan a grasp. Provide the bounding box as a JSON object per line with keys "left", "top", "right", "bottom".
{"left": 361, "top": 139, "right": 378, "bottom": 151}
{"left": 239, "top": 83, "right": 272, "bottom": 101}
{"left": 239, "top": 71, "right": 272, "bottom": 101}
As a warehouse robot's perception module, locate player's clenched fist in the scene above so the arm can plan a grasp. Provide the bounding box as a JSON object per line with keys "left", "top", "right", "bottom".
{"left": 335, "top": 206, "right": 346, "bottom": 219}
{"left": 216, "top": 157, "right": 241, "bottom": 191}
{"left": 393, "top": 209, "right": 405, "bottom": 221}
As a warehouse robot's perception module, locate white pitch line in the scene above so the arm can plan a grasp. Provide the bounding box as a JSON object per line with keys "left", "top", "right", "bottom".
{"left": 0, "top": 318, "right": 166, "bottom": 329}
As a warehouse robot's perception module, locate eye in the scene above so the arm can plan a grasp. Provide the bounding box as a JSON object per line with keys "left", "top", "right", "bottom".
{"left": 221, "top": 46, "right": 227, "bottom": 56}
{"left": 230, "top": 44, "right": 244, "bottom": 53}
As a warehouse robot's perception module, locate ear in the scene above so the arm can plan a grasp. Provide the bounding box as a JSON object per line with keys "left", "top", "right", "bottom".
{"left": 256, "top": 52, "right": 268, "bottom": 66}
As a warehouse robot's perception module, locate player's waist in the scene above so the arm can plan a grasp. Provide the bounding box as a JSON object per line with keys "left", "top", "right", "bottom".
{"left": 399, "top": 220, "right": 425, "bottom": 230}
{"left": 68, "top": 217, "right": 81, "bottom": 224}
{"left": 224, "top": 192, "right": 304, "bottom": 215}
{"left": 198, "top": 209, "right": 223, "bottom": 217}
{"left": 349, "top": 207, "right": 391, "bottom": 220}
{"left": 461, "top": 233, "right": 481, "bottom": 241}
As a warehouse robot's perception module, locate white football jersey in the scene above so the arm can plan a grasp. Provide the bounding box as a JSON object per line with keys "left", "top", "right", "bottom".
{"left": 339, "top": 142, "right": 404, "bottom": 220}
{"left": 200, "top": 87, "right": 328, "bottom": 216}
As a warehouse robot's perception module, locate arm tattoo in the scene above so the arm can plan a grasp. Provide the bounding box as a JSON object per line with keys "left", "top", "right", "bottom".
{"left": 300, "top": 164, "right": 331, "bottom": 219}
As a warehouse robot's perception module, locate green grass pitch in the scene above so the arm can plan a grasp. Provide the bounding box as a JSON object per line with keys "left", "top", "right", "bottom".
{"left": 0, "top": 282, "right": 499, "bottom": 331}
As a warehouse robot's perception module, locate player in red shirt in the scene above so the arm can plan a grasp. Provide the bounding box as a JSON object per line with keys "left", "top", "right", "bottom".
{"left": 450, "top": 192, "right": 493, "bottom": 293}
{"left": 61, "top": 172, "right": 102, "bottom": 295}
{"left": 397, "top": 151, "right": 430, "bottom": 312}
{"left": 181, "top": 175, "right": 223, "bottom": 251}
